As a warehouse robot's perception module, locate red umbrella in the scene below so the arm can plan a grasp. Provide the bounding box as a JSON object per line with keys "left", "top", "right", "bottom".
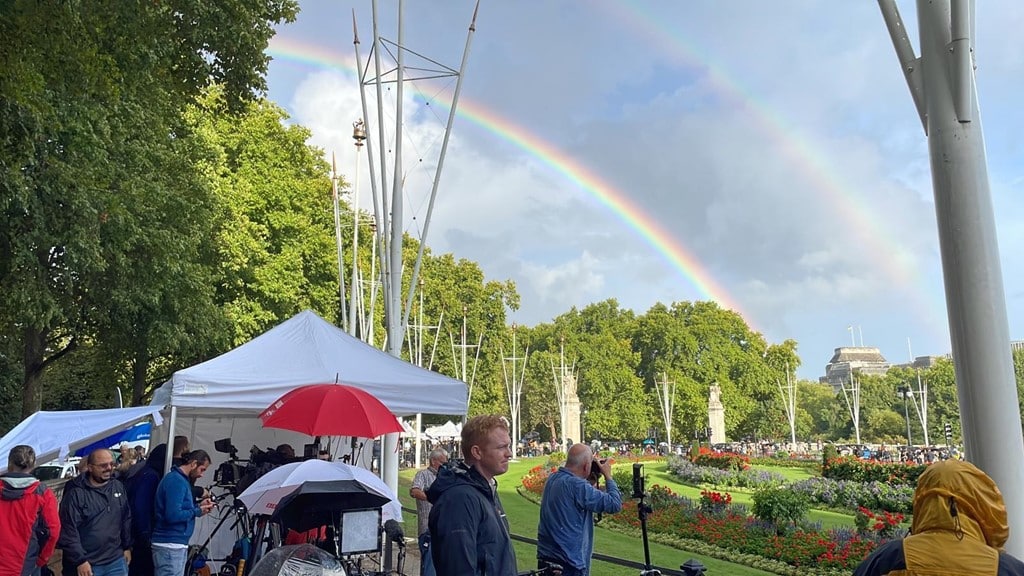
{"left": 259, "top": 384, "right": 404, "bottom": 437}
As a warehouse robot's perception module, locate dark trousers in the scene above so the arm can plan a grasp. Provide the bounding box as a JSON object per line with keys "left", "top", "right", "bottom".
{"left": 129, "top": 541, "right": 154, "bottom": 576}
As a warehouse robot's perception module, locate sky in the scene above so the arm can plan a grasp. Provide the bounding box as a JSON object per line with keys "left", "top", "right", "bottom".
{"left": 262, "top": 1, "right": 1024, "bottom": 380}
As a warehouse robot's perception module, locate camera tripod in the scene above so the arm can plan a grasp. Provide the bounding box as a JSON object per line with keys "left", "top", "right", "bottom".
{"left": 631, "top": 463, "right": 660, "bottom": 576}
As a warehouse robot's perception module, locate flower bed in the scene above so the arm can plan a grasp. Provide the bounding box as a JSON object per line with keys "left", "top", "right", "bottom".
{"left": 822, "top": 456, "right": 927, "bottom": 484}
{"left": 669, "top": 456, "right": 785, "bottom": 489}
{"left": 668, "top": 456, "right": 914, "bottom": 514}
{"left": 605, "top": 485, "right": 884, "bottom": 572}
{"left": 790, "top": 477, "right": 914, "bottom": 515}
{"left": 692, "top": 446, "right": 751, "bottom": 471}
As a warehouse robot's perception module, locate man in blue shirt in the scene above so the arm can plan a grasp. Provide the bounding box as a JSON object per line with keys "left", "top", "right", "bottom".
{"left": 151, "top": 450, "right": 214, "bottom": 576}
{"left": 537, "top": 443, "right": 622, "bottom": 576}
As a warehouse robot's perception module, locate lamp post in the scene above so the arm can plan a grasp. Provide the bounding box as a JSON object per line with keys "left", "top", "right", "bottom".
{"left": 898, "top": 385, "right": 913, "bottom": 454}
{"left": 348, "top": 119, "right": 367, "bottom": 337}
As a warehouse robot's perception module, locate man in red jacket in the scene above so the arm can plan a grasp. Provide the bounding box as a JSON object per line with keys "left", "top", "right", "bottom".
{"left": 0, "top": 445, "right": 61, "bottom": 576}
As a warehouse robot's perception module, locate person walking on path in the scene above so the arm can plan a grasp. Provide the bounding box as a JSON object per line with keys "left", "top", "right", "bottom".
{"left": 58, "top": 449, "right": 132, "bottom": 576}
{"left": 0, "top": 445, "right": 60, "bottom": 576}
{"left": 410, "top": 448, "right": 448, "bottom": 576}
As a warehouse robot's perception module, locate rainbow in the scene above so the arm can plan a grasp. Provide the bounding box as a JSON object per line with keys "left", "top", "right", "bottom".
{"left": 266, "top": 36, "right": 758, "bottom": 327}
{"left": 605, "top": 3, "right": 947, "bottom": 333}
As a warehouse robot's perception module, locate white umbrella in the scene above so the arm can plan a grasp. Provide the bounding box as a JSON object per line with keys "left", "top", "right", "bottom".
{"left": 237, "top": 460, "right": 402, "bottom": 523}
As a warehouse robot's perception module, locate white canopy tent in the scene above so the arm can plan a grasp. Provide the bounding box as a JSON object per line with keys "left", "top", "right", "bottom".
{"left": 424, "top": 420, "right": 462, "bottom": 440}
{"left": 151, "top": 309, "right": 467, "bottom": 417}
{"left": 0, "top": 406, "right": 163, "bottom": 473}
{"left": 148, "top": 309, "right": 468, "bottom": 560}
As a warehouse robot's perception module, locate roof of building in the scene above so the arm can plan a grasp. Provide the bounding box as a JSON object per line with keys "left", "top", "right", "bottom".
{"left": 827, "top": 346, "right": 888, "bottom": 364}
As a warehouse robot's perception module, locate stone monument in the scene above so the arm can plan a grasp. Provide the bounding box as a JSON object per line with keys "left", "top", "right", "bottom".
{"left": 708, "top": 383, "right": 726, "bottom": 444}
{"left": 562, "top": 371, "right": 582, "bottom": 444}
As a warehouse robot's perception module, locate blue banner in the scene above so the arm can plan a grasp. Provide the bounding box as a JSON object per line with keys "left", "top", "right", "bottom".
{"left": 73, "top": 422, "right": 151, "bottom": 457}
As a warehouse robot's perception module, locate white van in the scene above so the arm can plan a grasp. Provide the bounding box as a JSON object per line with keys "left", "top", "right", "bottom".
{"left": 32, "top": 458, "right": 81, "bottom": 481}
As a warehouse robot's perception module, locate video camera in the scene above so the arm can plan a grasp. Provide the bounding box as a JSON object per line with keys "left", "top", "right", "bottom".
{"left": 212, "top": 438, "right": 249, "bottom": 491}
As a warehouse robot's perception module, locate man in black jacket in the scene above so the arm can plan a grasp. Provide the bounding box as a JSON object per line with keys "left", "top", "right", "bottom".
{"left": 58, "top": 449, "right": 132, "bottom": 576}
{"left": 427, "top": 414, "right": 517, "bottom": 576}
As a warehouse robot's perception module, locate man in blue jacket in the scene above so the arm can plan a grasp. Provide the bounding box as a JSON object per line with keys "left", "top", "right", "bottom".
{"left": 151, "top": 450, "right": 214, "bottom": 576}
{"left": 427, "top": 415, "right": 518, "bottom": 576}
{"left": 537, "top": 443, "right": 622, "bottom": 576}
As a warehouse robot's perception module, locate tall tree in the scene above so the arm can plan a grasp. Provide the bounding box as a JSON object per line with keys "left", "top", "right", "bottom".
{"left": 0, "top": 0, "right": 297, "bottom": 417}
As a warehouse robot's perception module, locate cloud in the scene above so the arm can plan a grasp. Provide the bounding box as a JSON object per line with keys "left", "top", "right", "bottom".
{"left": 267, "top": 0, "right": 1024, "bottom": 376}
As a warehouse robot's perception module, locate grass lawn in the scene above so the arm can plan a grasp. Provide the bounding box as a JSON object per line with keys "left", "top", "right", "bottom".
{"left": 753, "top": 464, "right": 817, "bottom": 482}
{"left": 641, "top": 461, "right": 855, "bottom": 530}
{"left": 400, "top": 457, "right": 775, "bottom": 576}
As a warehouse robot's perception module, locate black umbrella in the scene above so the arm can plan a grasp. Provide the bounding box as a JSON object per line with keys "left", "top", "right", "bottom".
{"left": 273, "top": 480, "right": 391, "bottom": 532}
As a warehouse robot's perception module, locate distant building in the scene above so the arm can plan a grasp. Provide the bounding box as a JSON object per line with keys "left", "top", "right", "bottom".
{"left": 1012, "top": 340, "right": 1024, "bottom": 354}
{"left": 893, "top": 355, "right": 945, "bottom": 371}
{"left": 820, "top": 346, "right": 890, "bottom": 391}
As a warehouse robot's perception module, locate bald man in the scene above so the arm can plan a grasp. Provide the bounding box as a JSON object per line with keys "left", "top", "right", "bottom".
{"left": 537, "top": 443, "right": 622, "bottom": 576}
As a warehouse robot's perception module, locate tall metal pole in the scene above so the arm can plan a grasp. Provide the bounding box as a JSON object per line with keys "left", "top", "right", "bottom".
{"left": 401, "top": 0, "right": 480, "bottom": 330}
{"left": 352, "top": 12, "right": 384, "bottom": 347}
{"left": 348, "top": 121, "right": 366, "bottom": 336}
{"left": 880, "top": 0, "right": 1024, "bottom": 554}
{"left": 654, "top": 373, "right": 675, "bottom": 449}
{"left": 331, "top": 154, "right": 348, "bottom": 329}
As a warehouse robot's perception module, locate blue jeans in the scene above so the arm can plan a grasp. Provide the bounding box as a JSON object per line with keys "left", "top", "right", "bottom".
{"left": 418, "top": 533, "right": 435, "bottom": 576}
{"left": 152, "top": 546, "right": 187, "bottom": 576}
{"left": 92, "top": 558, "right": 128, "bottom": 576}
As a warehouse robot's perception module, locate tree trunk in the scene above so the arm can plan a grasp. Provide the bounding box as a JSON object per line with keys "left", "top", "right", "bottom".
{"left": 21, "top": 326, "right": 47, "bottom": 419}
{"left": 131, "top": 346, "right": 149, "bottom": 406}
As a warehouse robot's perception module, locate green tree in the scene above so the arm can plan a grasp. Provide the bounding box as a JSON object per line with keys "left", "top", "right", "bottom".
{"left": 0, "top": 0, "right": 297, "bottom": 417}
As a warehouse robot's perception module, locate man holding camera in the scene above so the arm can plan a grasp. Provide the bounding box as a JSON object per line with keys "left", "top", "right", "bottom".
{"left": 151, "top": 450, "right": 214, "bottom": 576}
{"left": 537, "top": 443, "right": 622, "bottom": 576}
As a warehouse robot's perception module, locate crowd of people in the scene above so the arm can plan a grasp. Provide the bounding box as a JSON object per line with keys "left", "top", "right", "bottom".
{"left": 0, "top": 436, "right": 216, "bottom": 576}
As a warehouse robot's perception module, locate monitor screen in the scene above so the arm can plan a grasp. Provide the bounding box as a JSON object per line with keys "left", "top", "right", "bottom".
{"left": 340, "top": 508, "right": 382, "bottom": 555}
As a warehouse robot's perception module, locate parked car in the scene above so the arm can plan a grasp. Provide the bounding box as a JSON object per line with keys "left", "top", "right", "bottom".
{"left": 32, "top": 458, "right": 80, "bottom": 481}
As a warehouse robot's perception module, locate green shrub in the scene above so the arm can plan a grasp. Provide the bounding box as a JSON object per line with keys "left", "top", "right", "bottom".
{"left": 546, "top": 451, "right": 566, "bottom": 468}
{"left": 751, "top": 486, "right": 810, "bottom": 534}
{"left": 612, "top": 465, "right": 635, "bottom": 495}
{"left": 822, "top": 444, "right": 837, "bottom": 467}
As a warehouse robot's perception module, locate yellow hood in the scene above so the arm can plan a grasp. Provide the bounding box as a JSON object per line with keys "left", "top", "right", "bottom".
{"left": 911, "top": 459, "right": 1009, "bottom": 549}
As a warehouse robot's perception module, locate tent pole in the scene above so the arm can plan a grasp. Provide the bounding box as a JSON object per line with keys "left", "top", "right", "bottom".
{"left": 164, "top": 405, "right": 177, "bottom": 474}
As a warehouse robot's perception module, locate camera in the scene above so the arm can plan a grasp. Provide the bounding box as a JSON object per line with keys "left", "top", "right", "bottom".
{"left": 588, "top": 458, "right": 607, "bottom": 484}
{"left": 632, "top": 463, "right": 646, "bottom": 499}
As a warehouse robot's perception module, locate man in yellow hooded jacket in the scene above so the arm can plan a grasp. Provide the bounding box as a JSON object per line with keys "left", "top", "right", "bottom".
{"left": 854, "top": 459, "right": 1024, "bottom": 575}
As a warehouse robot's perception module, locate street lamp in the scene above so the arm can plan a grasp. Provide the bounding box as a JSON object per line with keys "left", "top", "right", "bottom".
{"left": 898, "top": 385, "right": 913, "bottom": 454}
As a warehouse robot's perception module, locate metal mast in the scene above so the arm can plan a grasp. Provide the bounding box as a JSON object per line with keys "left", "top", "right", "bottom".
{"left": 840, "top": 373, "right": 861, "bottom": 445}
{"left": 450, "top": 305, "right": 483, "bottom": 423}
{"left": 777, "top": 363, "right": 797, "bottom": 449}
{"left": 654, "top": 373, "right": 676, "bottom": 449}
{"left": 330, "top": 154, "right": 348, "bottom": 329}
{"left": 501, "top": 324, "right": 528, "bottom": 461}
{"left": 879, "top": 0, "right": 1024, "bottom": 553}
{"left": 354, "top": 0, "right": 480, "bottom": 495}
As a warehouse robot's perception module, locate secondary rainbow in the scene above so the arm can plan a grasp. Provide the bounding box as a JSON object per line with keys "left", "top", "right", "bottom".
{"left": 267, "top": 36, "right": 756, "bottom": 326}
{"left": 608, "top": 2, "right": 947, "bottom": 333}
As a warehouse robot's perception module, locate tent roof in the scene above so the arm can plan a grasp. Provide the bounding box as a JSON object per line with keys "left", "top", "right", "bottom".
{"left": 151, "top": 309, "right": 467, "bottom": 417}
{"left": 0, "top": 406, "right": 162, "bottom": 473}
